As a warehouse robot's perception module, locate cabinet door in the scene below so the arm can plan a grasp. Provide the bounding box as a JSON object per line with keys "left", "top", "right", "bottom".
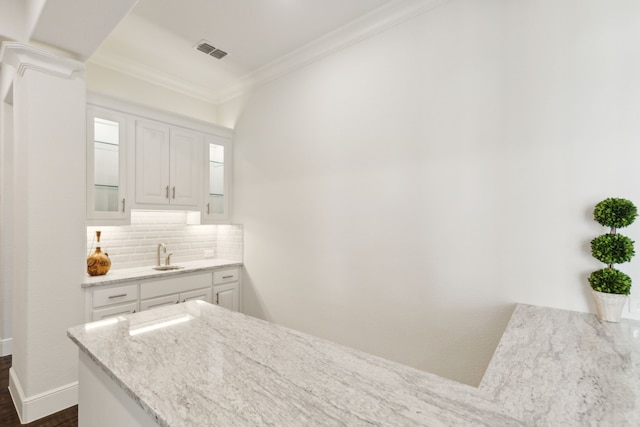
{"left": 213, "top": 283, "right": 238, "bottom": 311}
{"left": 170, "top": 128, "right": 202, "bottom": 207}
{"left": 92, "top": 302, "right": 137, "bottom": 321}
{"left": 180, "top": 287, "right": 212, "bottom": 304}
{"left": 202, "top": 135, "right": 231, "bottom": 222}
{"left": 140, "top": 294, "right": 180, "bottom": 311}
{"left": 87, "top": 107, "right": 129, "bottom": 224}
{"left": 135, "top": 120, "right": 171, "bottom": 205}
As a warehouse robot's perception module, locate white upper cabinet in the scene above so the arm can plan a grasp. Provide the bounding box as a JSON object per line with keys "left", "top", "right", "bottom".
{"left": 86, "top": 106, "right": 130, "bottom": 225}
{"left": 86, "top": 93, "right": 233, "bottom": 222}
{"left": 202, "top": 134, "right": 231, "bottom": 222}
{"left": 135, "top": 120, "right": 203, "bottom": 208}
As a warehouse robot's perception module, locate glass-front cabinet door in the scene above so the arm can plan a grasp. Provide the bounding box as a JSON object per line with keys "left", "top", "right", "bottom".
{"left": 202, "top": 134, "right": 230, "bottom": 222}
{"left": 86, "top": 107, "right": 129, "bottom": 224}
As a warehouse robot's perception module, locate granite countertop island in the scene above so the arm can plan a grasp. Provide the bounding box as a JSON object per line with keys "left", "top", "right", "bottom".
{"left": 68, "top": 302, "right": 640, "bottom": 426}
{"left": 68, "top": 301, "right": 521, "bottom": 426}
{"left": 480, "top": 304, "right": 640, "bottom": 425}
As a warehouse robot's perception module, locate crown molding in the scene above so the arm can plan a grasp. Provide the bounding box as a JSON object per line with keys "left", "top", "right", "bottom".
{"left": 218, "top": 0, "right": 450, "bottom": 102}
{"left": 0, "top": 42, "right": 85, "bottom": 79}
{"left": 88, "top": 0, "right": 449, "bottom": 106}
{"left": 89, "top": 50, "right": 221, "bottom": 104}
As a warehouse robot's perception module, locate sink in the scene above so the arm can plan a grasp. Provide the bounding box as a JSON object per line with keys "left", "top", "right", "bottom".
{"left": 152, "top": 265, "right": 184, "bottom": 271}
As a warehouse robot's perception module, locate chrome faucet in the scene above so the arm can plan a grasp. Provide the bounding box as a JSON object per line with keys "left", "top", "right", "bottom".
{"left": 157, "top": 243, "right": 166, "bottom": 266}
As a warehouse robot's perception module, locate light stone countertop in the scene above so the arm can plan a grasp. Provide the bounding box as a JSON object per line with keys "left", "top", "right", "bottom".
{"left": 81, "top": 259, "right": 243, "bottom": 288}
{"left": 68, "top": 301, "right": 523, "bottom": 426}
{"left": 68, "top": 301, "right": 640, "bottom": 426}
{"left": 480, "top": 304, "right": 640, "bottom": 426}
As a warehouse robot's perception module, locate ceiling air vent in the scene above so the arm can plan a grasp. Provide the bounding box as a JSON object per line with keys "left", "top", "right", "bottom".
{"left": 195, "top": 40, "right": 228, "bottom": 60}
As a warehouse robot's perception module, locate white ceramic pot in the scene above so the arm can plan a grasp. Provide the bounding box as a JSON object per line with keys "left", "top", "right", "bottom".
{"left": 591, "top": 290, "right": 628, "bottom": 322}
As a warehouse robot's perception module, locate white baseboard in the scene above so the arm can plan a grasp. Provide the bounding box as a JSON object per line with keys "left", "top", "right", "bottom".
{"left": 9, "top": 367, "right": 78, "bottom": 423}
{"left": 0, "top": 337, "right": 11, "bottom": 356}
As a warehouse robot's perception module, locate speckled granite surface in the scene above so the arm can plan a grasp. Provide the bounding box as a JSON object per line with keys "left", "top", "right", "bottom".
{"left": 82, "top": 259, "right": 242, "bottom": 288}
{"left": 68, "top": 301, "right": 522, "bottom": 426}
{"left": 480, "top": 304, "right": 640, "bottom": 426}
{"left": 68, "top": 302, "right": 640, "bottom": 426}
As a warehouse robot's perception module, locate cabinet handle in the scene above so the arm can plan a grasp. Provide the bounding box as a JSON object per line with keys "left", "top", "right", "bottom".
{"left": 121, "top": 198, "right": 126, "bottom": 213}
{"left": 216, "top": 294, "right": 219, "bottom": 304}
{"left": 207, "top": 202, "right": 210, "bottom": 214}
{"left": 172, "top": 186, "right": 176, "bottom": 199}
{"left": 133, "top": 310, "right": 136, "bottom": 313}
{"left": 165, "top": 186, "right": 170, "bottom": 199}
{"left": 108, "top": 294, "right": 127, "bottom": 299}
{"left": 222, "top": 275, "right": 234, "bottom": 279}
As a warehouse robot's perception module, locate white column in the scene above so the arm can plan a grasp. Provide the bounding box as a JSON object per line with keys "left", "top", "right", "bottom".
{"left": 0, "top": 42, "right": 86, "bottom": 423}
{"left": 0, "top": 61, "right": 14, "bottom": 357}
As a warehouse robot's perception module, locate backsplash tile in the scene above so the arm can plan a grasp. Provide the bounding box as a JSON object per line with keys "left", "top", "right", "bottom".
{"left": 87, "top": 211, "right": 243, "bottom": 270}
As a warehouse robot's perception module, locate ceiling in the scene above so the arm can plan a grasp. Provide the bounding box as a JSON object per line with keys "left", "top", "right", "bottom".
{"left": 90, "top": 0, "right": 396, "bottom": 104}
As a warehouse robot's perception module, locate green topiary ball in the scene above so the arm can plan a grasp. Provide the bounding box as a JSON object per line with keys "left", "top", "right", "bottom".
{"left": 594, "top": 198, "right": 638, "bottom": 229}
{"left": 588, "top": 268, "right": 632, "bottom": 294}
{"left": 590, "top": 233, "right": 635, "bottom": 265}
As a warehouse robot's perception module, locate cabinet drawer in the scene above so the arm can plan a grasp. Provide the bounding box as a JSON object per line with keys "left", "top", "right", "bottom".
{"left": 92, "top": 302, "right": 137, "bottom": 321}
{"left": 140, "top": 272, "right": 212, "bottom": 299}
{"left": 93, "top": 284, "right": 138, "bottom": 308}
{"left": 213, "top": 268, "right": 239, "bottom": 285}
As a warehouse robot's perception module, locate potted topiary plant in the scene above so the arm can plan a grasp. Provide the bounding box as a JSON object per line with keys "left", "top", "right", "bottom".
{"left": 588, "top": 197, "right": 637, "bottom": 322}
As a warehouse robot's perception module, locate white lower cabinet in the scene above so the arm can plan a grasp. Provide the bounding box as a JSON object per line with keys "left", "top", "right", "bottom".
{"left": 85, "top": 267, "right": 241, "bottom": 321}
{"left": 139, "top": 294, "right": 180, "bottom": 311}
{"left": 139, "top": 287, "right": 213, "bottom": 311}
{"left": 140, "top": 272, "right": 213, "bottom": 311}
{"left": 181, "top": 287, "right": 213, "bottom": 303}
{"left": 213, "top": 268, "right": 240, "bottom": 311}
{"left": 92, "top": 302, "right": 138, "bottom": 321}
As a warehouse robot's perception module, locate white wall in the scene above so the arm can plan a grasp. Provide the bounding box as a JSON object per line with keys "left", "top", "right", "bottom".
{"left": 87, "top": 63, "right": 219, "bottom": 124}
{"left": 0, "top": 73, "right": 14, "bottom": 356}
{"left": 222, "top": 0, "right": 640, "bottom": 386}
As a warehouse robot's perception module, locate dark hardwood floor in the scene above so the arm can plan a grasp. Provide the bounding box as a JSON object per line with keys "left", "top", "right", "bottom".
{"left": 1, "top": 355, "right": 77, "bottom": 426}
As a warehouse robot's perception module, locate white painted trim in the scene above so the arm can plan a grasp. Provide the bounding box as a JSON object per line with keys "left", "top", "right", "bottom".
{"left": 0, "top": 337, "right": 11, "bottom": 356}
{"left": 86, "top": 91, "right": 233, "bottom": 137}
{"left": 218, "top": 0, "right": 450, "bottom": 102}
{"left": 9, "top": 367, "right": 78, "bottom": 424}
{"left": 0, "top": 42, "right": 85, "bottom": 80}
{"left": 89, "top": 50, "right": 219, "bottom": 105}
{"left": 87, "top": 0, "right": 450, "bottom": 104}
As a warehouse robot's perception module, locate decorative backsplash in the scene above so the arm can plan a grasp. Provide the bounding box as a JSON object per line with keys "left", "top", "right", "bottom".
{"left": 87, "top": 211, "right": 243, "bottom": 270}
